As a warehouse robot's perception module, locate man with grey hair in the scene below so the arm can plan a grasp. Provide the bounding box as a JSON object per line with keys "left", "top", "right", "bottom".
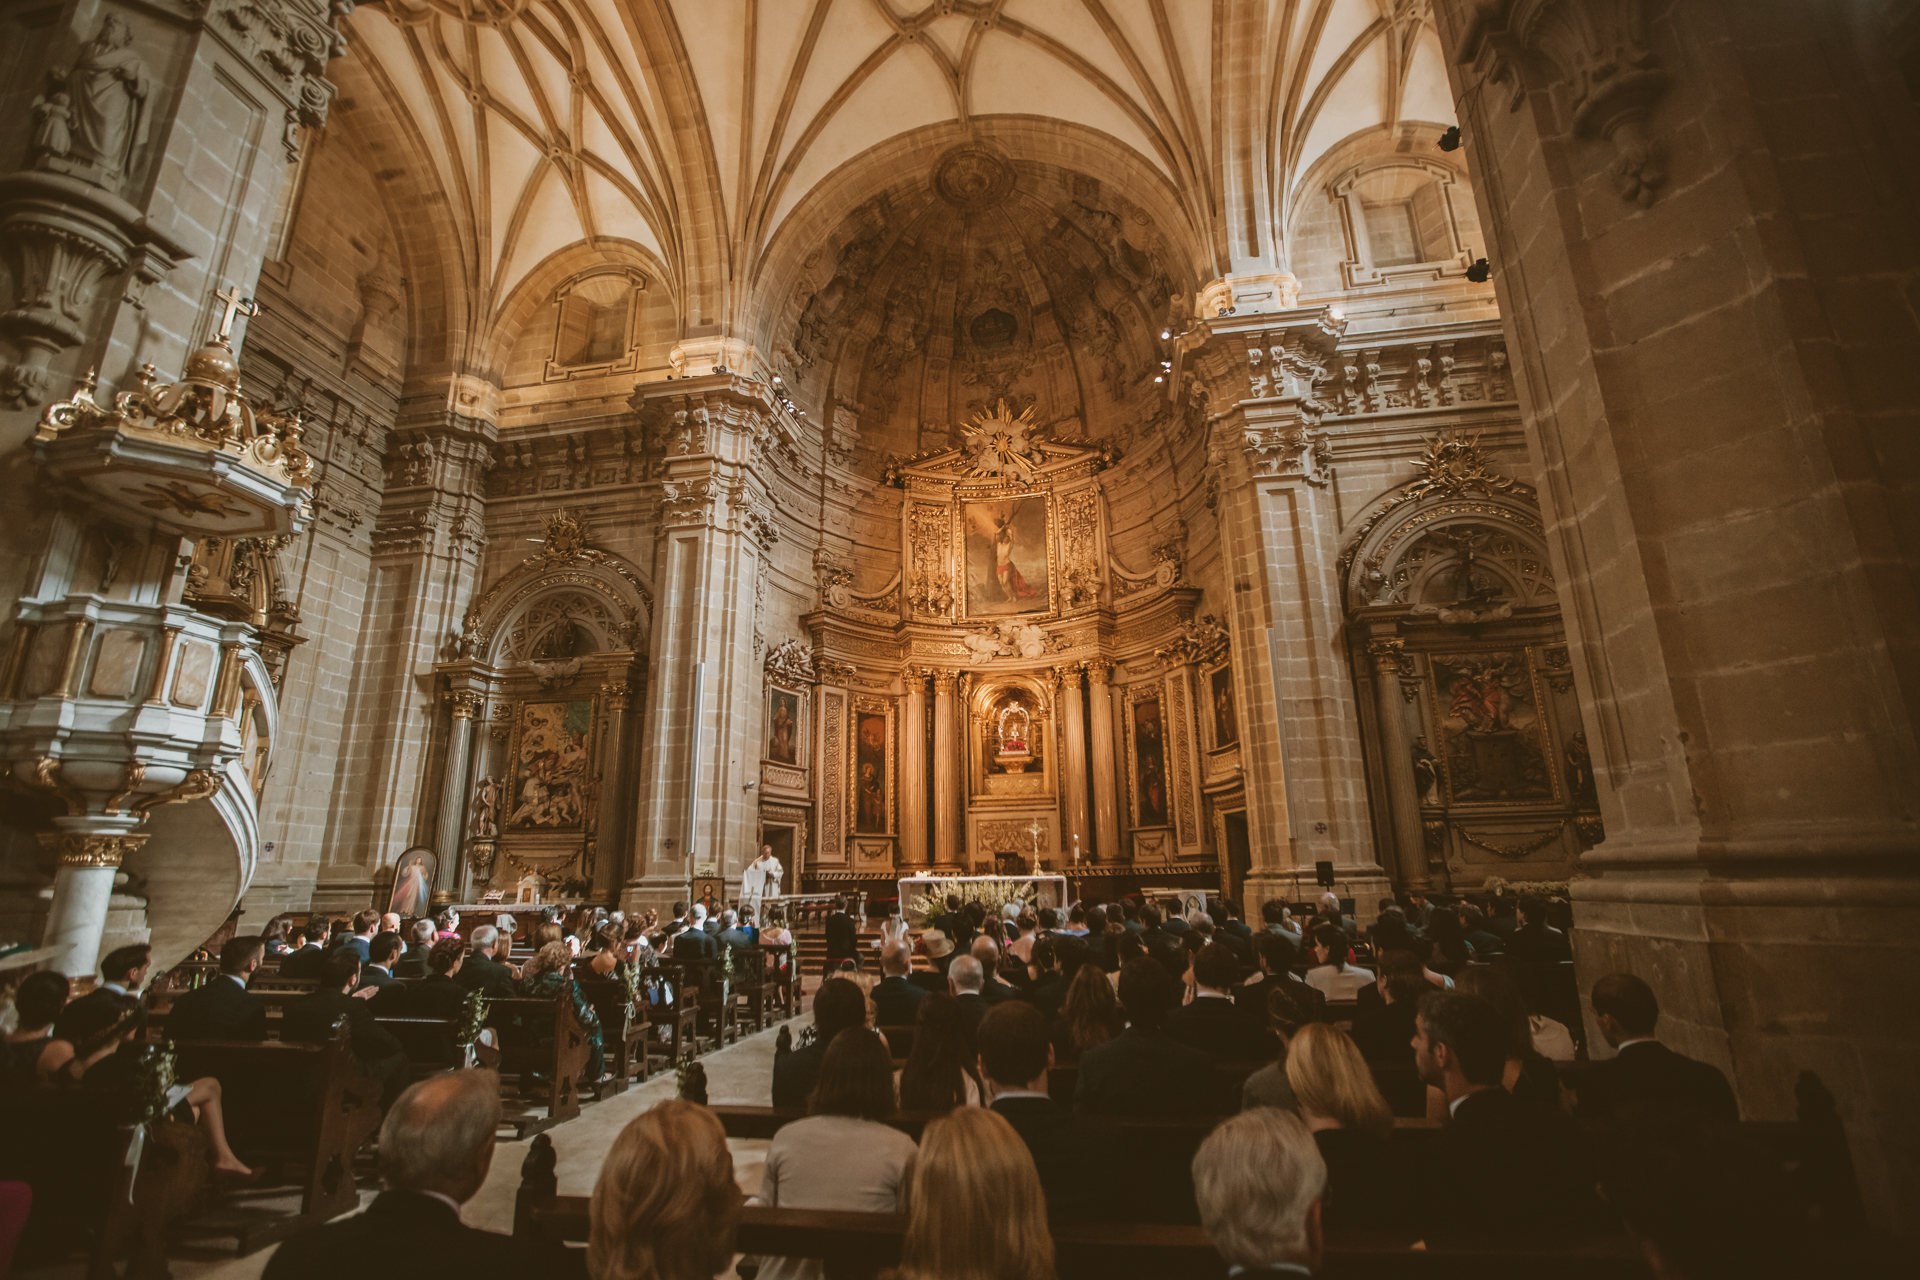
{"left": 717, "top": 907, "right": 754, "bottom": 951}
{"left": 949, "top": 953, "right": 989, "bottom": 1047}
{"left": 264, "top": 1071, "right": 582, "bottom": 1275}
{"left": 454, "top": 923, "right": 517, "bottom": 998}
{"left": 969, "top": 935, "right": 1018, "bottom": 1005}
{"left": 1192, "top": 1108, "right": 1327, "bottom": 1276}
{"left": 673, "top": 903, "right": 719, "bottom": 959}
{"left": 872, "top": 940, "right": 926, "bottom": 1026}
{"left": 393, "top": 918, "right": 436, "bottom": 978}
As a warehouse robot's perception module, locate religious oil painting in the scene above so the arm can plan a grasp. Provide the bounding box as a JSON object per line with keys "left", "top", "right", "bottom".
{"left": 766, "top": 687, "right": 802, "bottom": 765}
{"left": 1209, "top": 666, "right": 1238, "bottom": 749}
{"left": 1130, "top": 694, "right": 1171, "bottom": 828}
{"left": 1428, "top": 652, "right": 1553, "bottom": 803}
{"left": 507, "top": 700, "right": 593, "bottom": 829}
{"left": 854, "top": 709, "right": 890, "bottom": 833}
{"left": 962, "top": 496, "right": 1051, "bottom": 618}
{"left": 387, "top": 848, "right": 435, "bottom": 918}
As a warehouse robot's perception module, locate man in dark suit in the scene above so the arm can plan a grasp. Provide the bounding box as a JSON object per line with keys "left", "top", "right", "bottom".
{"left": 1166, "top": 943, "right": 1281, "bottom": 1063}
{"left": 1415, "top": 992, "right": 1595, "bottom": 1234}
{"left": 263, "top": 1069, "right": 582, "bottom": 1278}
{"left": 1159, "top": 899, "right": 1192, "bottom": 937}
{"left": 1075, "top": 960, "right": 1214, "bottom": 1117}
{"left": 1233, "top": 933, "right": 1328, "bottom": 1026}
{"left": 970, "top": 937, "right": 1020, "bottom": 1005}
{"left": 662, "top": 901, "right": 689, "bottom": 940}
{"left": 403, "top": 938, "right": 473, "bottom": 1020}
{"left": 339, "top": 911, "right": 379, "bottom": 963}
{"left": 671, "top": 908, "right": 720, "bottom": 960}
{"left": 1504, "top": 893, "right": 1572, "bottom": 962}
{"left": 392, "top": 919, "right": 435, "bottom": 979}
{"left": 716, "top": 908, "right": 755, "bottom": 952}
{"left": 771, "top": 978, "right": 866, "bottom": 1107}
{"left": 979, "top": 1001, "right": 1125, "bottom": 1222}
{"left": 456, "top": 924, "right": 519, "bottom": 999}
{"left": 281, "top": 953, "right": 410, "bottom": 1105}
{"left": 823, "top": 896, "right": 860, "bottom": 974}
{"left": 277, "top": 931, "right": 325, "bottom": 978}
{"left": 948, "top": 955, "right": 991, "bottom": 1048}
{"left": 355, "top": 933, "right": 404, "bottom": 994}
{"left": 1578, "top": 973, "right": 1738, "bottom": 1123}
{"left": 870, "top": 943, "right": 926, "bottom": 1027}
{"left": 167, "top": 936, "right": 268, "bottom": 1041}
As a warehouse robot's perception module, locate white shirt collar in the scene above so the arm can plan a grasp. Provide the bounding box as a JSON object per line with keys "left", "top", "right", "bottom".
{"left": 101, "top": 982, "right": 126, "bottom": 995}
{"left": 992, "top": 1089, "right": 1051, "bottom": 1101}
{"left": 415, "top": 1190, "right": 464, "bottom": 1219}
{"left": 1228, "top": 1265, "right": 1312, "bottom": 1277}
{"left": 1616, "top": 1036, "right": 1658, "bottom": 1050}
{"left": 1195, "top": 989, "right": 1233, "bottom": 1000}
{"left": 1449, "top": 1092, "right": 1470, "bottom": 1117}
{"left": 225, "top": 974, "right": 248, "bottom": 990}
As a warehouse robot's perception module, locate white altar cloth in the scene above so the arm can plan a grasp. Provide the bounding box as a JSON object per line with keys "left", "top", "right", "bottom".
{"left": 896, "top": 874, "right": 1070, "bottom": 924}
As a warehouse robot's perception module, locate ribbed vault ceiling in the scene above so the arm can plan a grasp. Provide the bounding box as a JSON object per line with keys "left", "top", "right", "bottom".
{"left": 345, "top": 0, "right": 1456, "bottom": 348}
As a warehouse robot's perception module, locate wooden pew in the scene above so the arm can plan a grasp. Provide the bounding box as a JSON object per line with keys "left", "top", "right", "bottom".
{"left": 0, "top": 1088, "right": 213, "bottom": 1276}
{"left": 510, "top": 1133, "right": 1646, "bottom": 1278}
{"left": 574, "top": 974, "right": 652, "bottom": 1091}
{"left": 639, "top": 962, "right": 705, "bottom": 1066}
{"left": 488, "top": 983, "right": 590, "bottom": 1137}
{"left": 168, "top": 1021, "right": 385, "bottom": 1253}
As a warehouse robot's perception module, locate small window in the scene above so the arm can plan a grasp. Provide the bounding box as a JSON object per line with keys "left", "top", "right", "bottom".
{"left": 1363, "top": 200, "right": 1421, "bottom": 267}
{"left": 545, "top": 268, "right": 646, "bottom": 380}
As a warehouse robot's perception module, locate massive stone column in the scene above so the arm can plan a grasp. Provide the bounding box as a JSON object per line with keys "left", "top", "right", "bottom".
{"left": 1185, "top": 310, "right": 1392, "bottom": 920}
{"left": 431, "top": 691, "right": 481, "bottom": 899}
{"left": 1434, "top": 0, "right": 1920, "bottom": 1226}
{"left": 900, "top": 670, "right": 928, "bottom": 866}
{"left": 1056, "top": 665, "right": 1090, "bottom": 861}
{"left": 932, "top": 670, "right": 961, "bottom": 868}
{"left": 592, "top": 681, "right": 634, "bottom": 901}
{"left": 1086, "top": 662, "right": 1121, "bottom": 863}
{"left": 1364, "top": 638, "right": 1429, "bottom": 894}
{"left": 627, "top": 377, "right": 781, "bottom": 912}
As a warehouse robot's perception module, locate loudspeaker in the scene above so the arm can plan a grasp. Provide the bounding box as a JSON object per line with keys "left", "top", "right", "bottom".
{"left": 1315, "top": 861, "right": 1335, "bottom": 889}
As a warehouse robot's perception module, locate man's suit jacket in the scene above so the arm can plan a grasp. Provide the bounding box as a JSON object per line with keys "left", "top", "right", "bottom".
{"left": 823, "top": 911, "right": 858, "bottom": 960}
{"left": 1027, "top": 972, "right": 1069, "bottom": 1019}
{"left": 1232, "top": 972, "right": 1328, "bottom": 1026}
{"left": 392, "top": 943, "right": 432, "bottom": 979}
{"left": 340, "top": 935, "right": 373, "bottom": 963}
{"left": 991, "top": 1096, "right": 1125, "bottom": 1222}
{"left": 978, "top": 971, "right": 1021, "bottom": 1005}
{"left": 455, "top": 951, "right": 519, "bottom": 999}
{"left": 166, "top": 975, "right": 267, "bottom": 1041}
{"left": 718, "top": 926, "right": 755, "bottom": 951}
{"left": 1160, "top": 917, "right": 1191, "bottom": 937}
{"left": 405, "top": 974, "right": 470, "bottom": 1020}
{"left": 281, "top": 987, "right": 404, "bottom": 1063}
{"left": 1505, "top": 924, "right": 1572, "bottom": 963}
{"left": 1576, "top": 1040, "right": 1738, "bottom": 1123}
{"left": 1163, "top": 995, "right": 1281, "bottom": 1063}
{"left": 953, "top": 992, "right": 990, "bottom": 1047}
{"left": 1433, "top": 1087, "right": 1595, "bottom": 1234}
{"left": 277, "top": 944, "right": 324, "bottom": 978}
{"left": 871, "top": 975, "right": 927, "bottom": 1027}
{"left": 354, "top": 965, "right": 398, "bottom": 994}
{"left": 1073, "top": 1027, "right": 1214, "bottom": 1116}
{"left": 262, "top": 1189, "right": 583, "bottom": 1279}
{"left": 907, "top": 969, "right": 948, "bottom": 995}
{"left": 672, "top": 927, "right": 720, "bottom": 961}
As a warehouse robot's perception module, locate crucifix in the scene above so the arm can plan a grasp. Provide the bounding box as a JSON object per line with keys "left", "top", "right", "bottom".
{"left": 1026, "top": 818, "right": 1044, "bottom": 875}
{"left": 213, "top": 285, "right": 259, "bottom": 342}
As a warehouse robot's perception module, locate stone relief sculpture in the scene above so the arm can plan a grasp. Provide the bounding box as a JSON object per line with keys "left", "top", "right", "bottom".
{"left": 62, "top": 17, "right": 151, "bottom": 183}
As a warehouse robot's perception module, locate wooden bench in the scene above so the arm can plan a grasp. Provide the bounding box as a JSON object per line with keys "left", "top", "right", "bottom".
{"left": 488, "top": 984, "right": 590, "bottom": 1137}
{"left": 639, "top": 962, "right": 705, "bottom": 1066}
{"left": 574, "top": 974, "right": 652, "bottom": 1091}
{"left": 168, "top": 1021, "right": 385, "bottom": 1253}
{"left": 510, "top": 1133, "right": 1646, "bottom": 1278}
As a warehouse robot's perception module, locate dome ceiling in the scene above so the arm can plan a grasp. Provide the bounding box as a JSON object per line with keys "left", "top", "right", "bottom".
{"left": 337, "top": 0, "right": 1457, "bottom": 351}
{"left": 784, "top": 148, "right": 1180, "bottom": 461}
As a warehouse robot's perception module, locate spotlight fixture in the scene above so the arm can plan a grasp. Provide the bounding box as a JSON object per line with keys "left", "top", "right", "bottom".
{"left": 1160, "top": 328, "right": 1171, "bottom": 340}
{"left": 1439, "top": 126, "right": 1461, "bottom": 152}
{"left": 1153, "top": 375, "right": 1164, "bottom": 384}
{"left": 771, "top": 374, "right": 782, "bottom": 384}
{"left": 1465, "top": 257, "right": 1491, "bottom": 283}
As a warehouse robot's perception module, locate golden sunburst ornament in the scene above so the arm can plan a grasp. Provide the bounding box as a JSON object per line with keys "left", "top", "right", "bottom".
{"left": 961, "top": 400, "right": 1042, "bottom": 480}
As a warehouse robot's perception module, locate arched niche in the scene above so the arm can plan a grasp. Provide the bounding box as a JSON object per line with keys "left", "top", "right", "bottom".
{"left": 967, "top": 673, "right": 1056, "bottom": 802}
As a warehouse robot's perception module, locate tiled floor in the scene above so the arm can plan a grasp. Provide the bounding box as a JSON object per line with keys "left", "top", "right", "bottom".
{"left": 18, "top": 1010, "right": 802, "bottom": 1279}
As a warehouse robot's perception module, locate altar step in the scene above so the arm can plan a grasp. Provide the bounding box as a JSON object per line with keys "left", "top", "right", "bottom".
{"left": 795, "top": 925, "right": 885, "bottom": 971}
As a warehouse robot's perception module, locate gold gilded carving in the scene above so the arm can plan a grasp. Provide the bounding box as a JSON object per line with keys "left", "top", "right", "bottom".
{"left": 960, "top": 400, "right": 1044, "bottom": 481}
{"left": 104, "top": 761, "right": 147, "bottom": 816}
{"left": 132, "top": 768, "right": 222, "bottom": 814}
{"left": 38, "top": 830, "right": 149, "bottom": 868}
{"left": 1405, "top": 432, "right": 1523, "bottom": 503}
{"left": 1058, "top": 489, "right": 1101, "bottom": 608}
{"left": 907, "top": 502, "right": 954, "bottom": 615}
{"left": 1155, "top": 614, "right": 1230, "bottom": 669}
{"left": 600, "top": 681, "right": 632, "bottom": 712}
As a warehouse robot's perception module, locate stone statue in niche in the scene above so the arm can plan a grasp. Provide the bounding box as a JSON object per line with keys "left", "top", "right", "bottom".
{"left": 59, "top": 16, "right": 151, "bottom": 183}
{"left": 470, "top": 775, "right": 500, "bottom": 839}
{"left": 1412, "top": 736, "right": 1440, "bottom": 807}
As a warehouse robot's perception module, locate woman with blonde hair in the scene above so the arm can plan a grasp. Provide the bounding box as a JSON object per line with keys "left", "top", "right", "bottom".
{"left": 893, "top": 1107, "right": 1055, "bottom": 1280}
{"left": 1283, "top": 1022, "right": 1396, "bottom": 1229}
{"left": 590, "top": 1099, "right": 741, "bottom": 1280}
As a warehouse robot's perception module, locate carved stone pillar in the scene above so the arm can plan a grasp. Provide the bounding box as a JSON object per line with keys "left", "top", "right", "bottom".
{"left": 1365, "top": 639, "right": 1429, "bottom": 894}
{"left": 37, "top": 823, "right": 147, "bottom": 979}
{"left": 593, "top": 682, "right": 634, "bottom": 901}
{"left": 932, "top": 669, "right": 961, "bottom": 868}
{"left": 1086, "top": 662, "right": 1122, "bottom": 863}
{"left": 434, "top": 690, "right": 482, "bottom": 899}
{"left": 1057, "top": 665, "right": 1090, "bottom": 861}
{"left": 1432, "top": 0, "right": 1920, "bottom": 1223}
{"left": 900, "top": 670, "right": 929, "bottom": 866}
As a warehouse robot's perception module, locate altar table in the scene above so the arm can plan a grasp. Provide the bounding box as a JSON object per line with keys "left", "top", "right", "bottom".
{"left": 895, "top": 874, "right": 1070, "bottom": 924}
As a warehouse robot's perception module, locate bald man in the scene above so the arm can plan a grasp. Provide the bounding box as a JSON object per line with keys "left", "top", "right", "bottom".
{"left": 263, "top": 1071, "right": 583, "bottom": 1276}
{"left": 871, "top": 941, "right": 926, "bottom": 1026}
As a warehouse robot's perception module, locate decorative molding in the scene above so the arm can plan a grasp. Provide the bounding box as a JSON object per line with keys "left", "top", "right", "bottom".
{"left": 1155, "top": 614, "right": 1230, "bottom": 669}
{"left": 764, "top": 638, "right": 817, "bottom": 687}
{"left": 38, "top": 830, "right": 150, "bottom": 868}
{"left": 131, "top": 767, "right": 222, "bottom": 814}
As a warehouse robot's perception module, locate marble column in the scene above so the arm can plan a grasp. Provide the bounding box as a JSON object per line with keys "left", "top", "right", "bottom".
{"left": 900, "top": 671, "right": 928, "bottom": 866}
{"left": 434, "top": 691, "right": 481, "bottom": 898}
{"left": 38, "top": 823, "right": 148, "bottom": 980}
{"left": 932, "top": 670, "right": 960, "bottom": 868}
{"left": 1058, "top": 665, "right": 1090, "bottom": 863}
{"left": 1365, "top": 639, "right": 1429, "bottom": 894}
{"left": 1086, "top": 663, "right": 1122, "bottom": 863}
{"left": 594, "top": 682, "right": 634, "bottom": 900}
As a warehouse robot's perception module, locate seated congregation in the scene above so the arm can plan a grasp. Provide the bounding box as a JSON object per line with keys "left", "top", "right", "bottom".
{"left": 0, "top": 890, "right": 1863, "bottom": 1279}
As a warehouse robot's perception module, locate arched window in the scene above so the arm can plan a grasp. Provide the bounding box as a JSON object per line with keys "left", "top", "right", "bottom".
{"left": 1330, "top": 160, "right": 1475, "bottom": 288}
{"left": 544, "top": 267, "right": 646, "bottom": 379}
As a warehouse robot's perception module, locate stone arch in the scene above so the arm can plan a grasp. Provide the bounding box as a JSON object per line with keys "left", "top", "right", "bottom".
{"left": 484, "top": 236, "right": 677, "bottom": 382}
{"left": 1341, "top": 486, "right": 1553, "bottom": 617}
{"left": 462, "top": 553, "right": 653, "bottom": 665}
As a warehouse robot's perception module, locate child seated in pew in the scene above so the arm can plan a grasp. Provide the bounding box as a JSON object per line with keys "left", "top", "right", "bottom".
{"left": 42, "top": 992, "right": 261, "bottom": 1180}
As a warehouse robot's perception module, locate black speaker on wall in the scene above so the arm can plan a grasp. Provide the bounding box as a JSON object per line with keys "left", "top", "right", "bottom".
{"left": 1315, "top": 861, "right": 1336, "bottom": 889}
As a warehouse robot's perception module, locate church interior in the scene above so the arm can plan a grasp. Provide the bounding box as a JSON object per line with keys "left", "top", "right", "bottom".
{"left": 0, "top": 0, "right": 1916, "bottom": 1270}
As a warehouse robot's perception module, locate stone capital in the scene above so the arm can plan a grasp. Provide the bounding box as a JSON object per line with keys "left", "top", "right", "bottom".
{"left": 448, "top": 690, "right": 484, "bottom": 719}
{"left": 39, "top": 829, "right": 148, "bottom": 868}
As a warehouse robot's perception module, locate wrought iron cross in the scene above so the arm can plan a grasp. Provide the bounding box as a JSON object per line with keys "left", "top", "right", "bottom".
{"left": 213, "top": 285, "right": 259, "bottom": 341}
